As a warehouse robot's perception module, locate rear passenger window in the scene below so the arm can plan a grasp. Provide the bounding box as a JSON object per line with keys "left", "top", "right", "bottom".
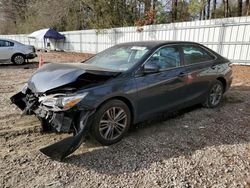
{"left": 182, "top": 45, "right": 214, "bottom": 65}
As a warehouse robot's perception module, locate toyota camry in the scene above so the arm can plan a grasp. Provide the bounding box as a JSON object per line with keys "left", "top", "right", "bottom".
{"left": 11, "top": 41, "right": 233, "bottom": 160}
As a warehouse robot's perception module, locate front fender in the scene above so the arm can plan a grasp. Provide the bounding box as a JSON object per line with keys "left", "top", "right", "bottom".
{"left": 77, "top": 78, "right": 138, "bottom": 122}
{"left": 80, "top": 78, "right": 137, "bottom": 106}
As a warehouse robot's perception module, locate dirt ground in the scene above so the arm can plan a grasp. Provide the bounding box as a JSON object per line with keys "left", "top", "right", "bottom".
{"left": 0, "top": 52, "right": 249, "bottom": 188}
{"left": 35, "top": 51, "right": 93, "bottom": 63}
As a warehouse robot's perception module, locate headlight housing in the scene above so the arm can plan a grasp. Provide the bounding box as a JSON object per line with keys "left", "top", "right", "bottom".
{"left": 39, "top": 92, "right": 88, "bottom": 111}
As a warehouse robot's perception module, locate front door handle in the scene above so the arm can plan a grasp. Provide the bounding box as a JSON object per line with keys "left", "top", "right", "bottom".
{"left": 178, "top": 72, "right": 186, "bottom": 77}
{"left": 211, "top": 63, "right": 217, "bottom": 69}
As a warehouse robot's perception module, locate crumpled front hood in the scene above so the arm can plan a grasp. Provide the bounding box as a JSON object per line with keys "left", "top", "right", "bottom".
{"left": 28, "top": 63, "right": 119, "bottom": 94}
{"left": 28, "top": 63, "right": 86, "bottom": 93}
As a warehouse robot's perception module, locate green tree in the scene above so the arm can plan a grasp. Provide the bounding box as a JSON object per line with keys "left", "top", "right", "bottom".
{"left": 188, "top": 0, "right": 201, "bottom": 20}
{"left": 1, "top": 0, "right": 250, "bottom": 35}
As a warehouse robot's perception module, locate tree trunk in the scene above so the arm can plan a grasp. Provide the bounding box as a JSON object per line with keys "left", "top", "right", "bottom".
{"left": 132, "top": 0, "right": 138, "bottom": 20}
{"left": 172, "top": 0, "right": 178, "bottom": 22}
{"left": 207, "top": 0, "right": 211, "bottom": 19}
{"left": 201, "top": 0, "right": 206, "bottom": 20}
{"left": 152, "top": 0, "right": 157, "bottom": 10}
{"left": 227, "top": 0, "right": 231, "bottom": 17}
{"left": 144, "top": 0, "right": 151, "bottom": 12}
{"left": 223, "top": 0, "right": 227, "bottom": 18}
{"left": 213, "top": 0, "right": 217, "bottom": 10}
{"left": 203, "top": 5, "right": 206, "bottom": 20}
{"left": 238, "top": 0, "right": 242, "bottom": 16}
{"left": 199, "top": 10, "right": 202, "bottom": 20}
{"left": 212, "top": 0, "right": 217, "bottom": 18}
{"left": 247, "top": 0, "right": 250, "bottom": 15}
{"left": 223, "top": 0, "right": 229, "bottom": 17}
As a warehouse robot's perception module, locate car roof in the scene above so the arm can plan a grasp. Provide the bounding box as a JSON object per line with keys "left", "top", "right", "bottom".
{"left": 0, "top": 38, "right": 16, "bottom": 42}
{"left": 116, "top": 41, "right": 202, "bottom": 48}
{"left": 0, "top": 38, "right": 25, "bottom": 45}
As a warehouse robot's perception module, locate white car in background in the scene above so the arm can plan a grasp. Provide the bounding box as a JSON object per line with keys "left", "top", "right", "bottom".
{"left": 0, "top": 39, "right": 37, "bottom": 65}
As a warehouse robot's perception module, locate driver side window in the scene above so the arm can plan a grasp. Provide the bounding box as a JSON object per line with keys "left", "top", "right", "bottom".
{"left": 146, "top": 46, "right": 180, "bottom": 70}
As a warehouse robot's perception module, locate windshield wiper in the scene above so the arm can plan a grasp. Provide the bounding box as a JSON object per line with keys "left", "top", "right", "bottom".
{"left": 81, "top": 56, "right": 94, "bottom": 63}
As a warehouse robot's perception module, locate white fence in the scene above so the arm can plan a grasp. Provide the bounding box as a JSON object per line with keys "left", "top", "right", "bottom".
{"left": 1, "top": 16, "right": 250, "bottom": 65}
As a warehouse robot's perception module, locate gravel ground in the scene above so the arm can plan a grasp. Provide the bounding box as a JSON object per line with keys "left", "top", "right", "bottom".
{"left": 0, "top": 53, "right": 249, "bottom": 188}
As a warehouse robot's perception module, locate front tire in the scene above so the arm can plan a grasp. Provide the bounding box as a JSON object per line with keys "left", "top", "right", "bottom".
{"left": 12, "top": 54, "right": 25, "bottom": 65}
{"left": 203, "top": 80, "right": 224, "bottom": 108}
{"left": 90, "top": 100, "right": 131, "bottom": 145}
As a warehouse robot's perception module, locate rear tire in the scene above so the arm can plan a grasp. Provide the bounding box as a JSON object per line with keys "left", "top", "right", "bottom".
{"left": 203, "top": 80, "right": 224, "bottom": 108}
{"left": 90, "top": 100, "right": 131, "bottom": 145}
{"left": 12, "top": 54, "right": 25, "bottom": 65}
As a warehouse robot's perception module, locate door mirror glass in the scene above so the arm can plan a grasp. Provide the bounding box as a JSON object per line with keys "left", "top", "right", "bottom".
{"left": 143, "top": 63, "right": 160, "bottom": 74}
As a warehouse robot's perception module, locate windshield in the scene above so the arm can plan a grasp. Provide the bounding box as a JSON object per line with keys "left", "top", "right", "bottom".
{"left": 84, "top": 45, "right": 149, "bottom": 71}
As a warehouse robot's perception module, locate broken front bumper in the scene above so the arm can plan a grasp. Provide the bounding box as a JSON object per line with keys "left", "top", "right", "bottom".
{"left": 10, "top": 91, "right": 95, "bottom": 160}
{"left": 10, "top": 91, "right": 74, "bottom": 133}
{"left": 40, "top": 110, "right": 95, "bottom": 160}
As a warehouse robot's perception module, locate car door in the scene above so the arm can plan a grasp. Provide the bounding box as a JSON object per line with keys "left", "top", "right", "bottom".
{"left": 0, "top": 40, "right": 15, "bottom": 61}
{"left": 135, "top": 45, "right": 188, "bottom": 121}
{"left": 179, "top": 44, "right": 218, "bottom": 103}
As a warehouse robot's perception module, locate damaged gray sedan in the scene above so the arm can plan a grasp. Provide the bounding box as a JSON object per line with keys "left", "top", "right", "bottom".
{"left": 11, "top": 41, "right": 232, "bottom": 160}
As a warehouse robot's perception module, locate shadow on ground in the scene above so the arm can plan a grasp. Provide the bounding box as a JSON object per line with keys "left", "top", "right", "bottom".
{"left": 64, "top": 85, "right": 250, "bottom": 175}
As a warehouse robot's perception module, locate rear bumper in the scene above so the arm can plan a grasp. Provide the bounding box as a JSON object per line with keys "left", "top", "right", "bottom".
{"left": 25, "top": 52, "right": 37, "bottom": 59}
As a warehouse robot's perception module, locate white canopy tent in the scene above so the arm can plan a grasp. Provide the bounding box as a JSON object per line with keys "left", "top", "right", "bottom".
{"left": 28, "top": 28, "right": 50, "bottom": 40}
{"left": 28, "top": 28, "right": 65, "bottom": 50}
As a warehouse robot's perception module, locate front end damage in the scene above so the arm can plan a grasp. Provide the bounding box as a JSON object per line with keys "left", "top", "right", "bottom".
{"left": 10, "top": 87, "right": 94, "bottom": 160}
{"left": 10, "top": 63, "right": 118, "bottom": 160}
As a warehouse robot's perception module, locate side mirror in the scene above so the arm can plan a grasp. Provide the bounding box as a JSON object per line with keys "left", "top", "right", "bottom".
{"left": 143, "top": 63, "right": 160, "bottom": 74}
